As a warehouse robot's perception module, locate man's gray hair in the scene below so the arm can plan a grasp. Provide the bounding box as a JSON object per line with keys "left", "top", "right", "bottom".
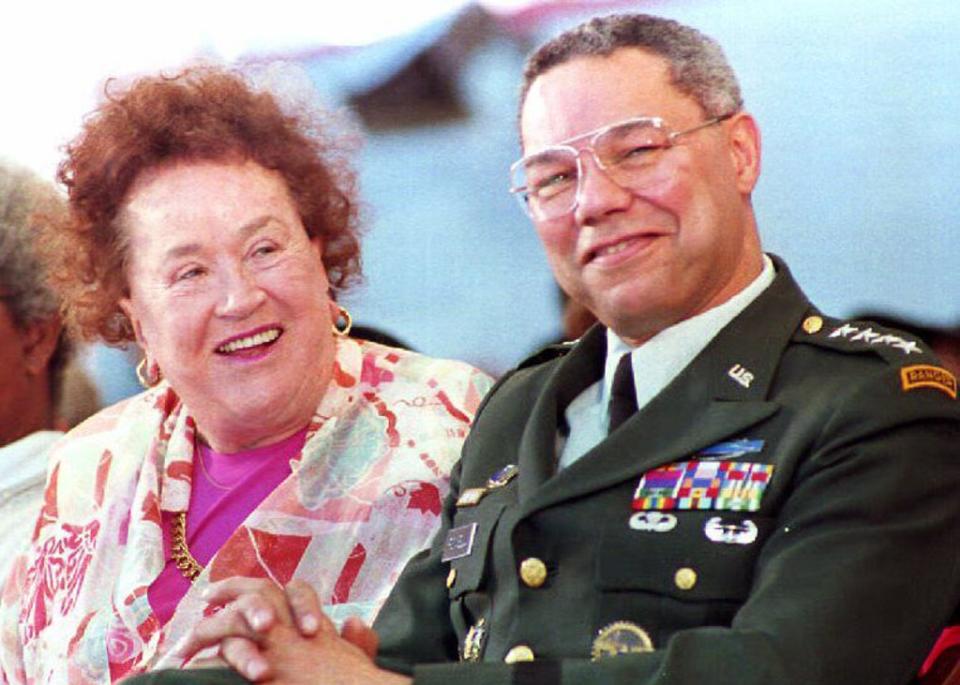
{"left": 520, "top": 13, "right": 743, "bottom": 118}
{"left": 0, "top": 161, "right": 62, "bottom": 326}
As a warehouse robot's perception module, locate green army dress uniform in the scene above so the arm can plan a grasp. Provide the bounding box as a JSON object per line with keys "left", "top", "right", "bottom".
{"left": 375, "top": 258, "right": 960, "bottom": 685}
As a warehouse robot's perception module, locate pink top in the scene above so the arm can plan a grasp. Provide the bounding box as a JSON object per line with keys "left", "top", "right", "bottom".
{"left": 148, "top": 428, "right": 308, "bottom": 624}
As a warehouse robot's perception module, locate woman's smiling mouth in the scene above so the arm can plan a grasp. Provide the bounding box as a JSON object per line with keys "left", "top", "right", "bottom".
{"left": 216, "top": 326, "right": 283, "bottom": 355}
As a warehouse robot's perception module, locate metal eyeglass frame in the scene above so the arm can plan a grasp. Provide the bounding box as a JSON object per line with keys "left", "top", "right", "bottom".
{"left": 509, "top": 111, "right": 736, "bottom": 219}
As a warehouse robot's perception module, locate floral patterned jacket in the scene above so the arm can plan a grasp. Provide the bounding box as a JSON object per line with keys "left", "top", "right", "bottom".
{"left": 0, "top": 337, "right": 492, "bottom": 684}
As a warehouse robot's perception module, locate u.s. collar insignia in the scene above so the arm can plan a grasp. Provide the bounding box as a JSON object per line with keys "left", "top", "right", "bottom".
{"left": 629, "top": 511, "right": 677, "bottom": 533}
{"left": 901, "top": 365, "right": 957, "bottom": 399}
{"left": 461, "top": 618, "right": 486, "bottom": 662}
{"left": 727, "top": 363, "right": 754, "bottom": 388}
{"left": 456, "top": 487, "right": 487, "bottom": 507}
{"left": 591, "top": 621, "right": 654, "bottom": 660}
{"left": 487, "top": 464, "right": 518, "bottom": 489}
{"left": 704, "top": 516, "right": 758, "bottom": 545}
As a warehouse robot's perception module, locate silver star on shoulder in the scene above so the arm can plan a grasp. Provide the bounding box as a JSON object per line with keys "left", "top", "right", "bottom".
{"left": 851, "top": 327, "right": 881, "bottom": 343}
{"left": 830, "top": 323, "right": 859, "bottom": 338}
{"left": 875, "top": 334, "right": 901, "bottom": 345}
{"left": 892, "top": 339, "right": 922, "bottom": 355}
{"left": 827, "top": 323, "right": 922, "bottom": 355}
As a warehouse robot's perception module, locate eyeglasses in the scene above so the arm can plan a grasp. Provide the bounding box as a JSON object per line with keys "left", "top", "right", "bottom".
{"left": 509, "top": 112, "right": 734, "bottom": 220}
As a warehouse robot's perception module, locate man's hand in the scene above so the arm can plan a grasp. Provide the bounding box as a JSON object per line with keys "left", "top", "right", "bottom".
{"left": 178, "top": 578, "right": 408, "bottom": 684}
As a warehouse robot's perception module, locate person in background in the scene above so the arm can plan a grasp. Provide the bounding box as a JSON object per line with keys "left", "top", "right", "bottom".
{"left": 0, "top": 67, "right": 492, "bottom": 684}
{"left": 56, "top": 355, "right": 103, "bottom": 428}
{"left": 0, "top": 160, "right": 71, "bottom": 583}
{"left": 133, "top": 12, "right": 960, "bottom": 685}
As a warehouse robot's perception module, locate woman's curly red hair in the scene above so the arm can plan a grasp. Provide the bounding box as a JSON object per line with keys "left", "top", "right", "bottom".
{"left": 49, "top": 65, "right": 361, "bottom": 344}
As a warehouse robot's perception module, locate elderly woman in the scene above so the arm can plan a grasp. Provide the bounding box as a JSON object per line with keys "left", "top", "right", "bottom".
{"left": 0, "top": 68, "right": 492, "bottom": 683}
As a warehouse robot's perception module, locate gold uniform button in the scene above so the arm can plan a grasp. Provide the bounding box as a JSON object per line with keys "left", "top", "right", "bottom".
{"left": 504, "top": 645, "right": 535, "bottom": 663}
{"left": 519, "top": 557, "right": 548, "bottom": 588}
{"left": 674, "top": 567, "right": 697, "bottom": 591}
{"left": 802, "top": 315, "right": 824, "bottom": 334}
{"left": 446, "top": 568, "right": 457, "bottom": 589}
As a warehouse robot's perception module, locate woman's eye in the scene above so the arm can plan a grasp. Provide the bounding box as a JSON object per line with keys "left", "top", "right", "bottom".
{"left": 175, "top": 267, "right": 204, "bottom": 282}
{"left": 253, "top": 244, "right": 278, "bottom": 258}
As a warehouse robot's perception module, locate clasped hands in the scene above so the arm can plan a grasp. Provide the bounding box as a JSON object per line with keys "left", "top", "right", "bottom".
{"left": 177, "top": 578, "right": 411, "bottom": 685}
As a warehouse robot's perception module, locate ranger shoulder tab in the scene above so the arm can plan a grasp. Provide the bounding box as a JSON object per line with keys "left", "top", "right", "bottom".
{"left": 517, "top": 340, "right": 576, "bottom": 370}
{"left": 794, "top": 311, "right": 937, "bottom": 365}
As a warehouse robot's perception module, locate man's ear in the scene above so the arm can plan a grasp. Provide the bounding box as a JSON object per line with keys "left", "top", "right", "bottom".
{"left": 727, "top": 112, "right": 762, "bottom": 195}
{"left": 21, "top": 316, "right": 62, "bottom": 377}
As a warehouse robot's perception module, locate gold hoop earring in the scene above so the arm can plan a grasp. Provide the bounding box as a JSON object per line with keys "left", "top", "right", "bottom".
{"left": 136, "top": 358, "right": 162, "bottom": 388}
{"left": 332, "top": 306, "right": 352, "bottom": 337}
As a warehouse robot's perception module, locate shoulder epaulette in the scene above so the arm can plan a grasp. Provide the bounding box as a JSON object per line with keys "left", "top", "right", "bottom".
{"left": 516, "top": 340, "right": 576, "bottom": 370}
{"left": 793, "top": 312, "right": 935, "bottom": 364}
{"left": 469, "top": 340, "right": 578, "bottom": 421}
{"left": 794, "top": 312, "right": 957, "bottom": 400}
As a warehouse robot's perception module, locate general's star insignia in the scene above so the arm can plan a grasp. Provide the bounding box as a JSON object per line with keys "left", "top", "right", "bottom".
{"left": 893, "top": 339, "right": 922, "bottom": 355}
{"left": 851, "top": 327, "right": 881, "bottom": 343}
{"left": 828, "top": 324, "right": 923, "bottom": 355}
{"left": 830, "top": 323, "right": 858, "bottom": 338}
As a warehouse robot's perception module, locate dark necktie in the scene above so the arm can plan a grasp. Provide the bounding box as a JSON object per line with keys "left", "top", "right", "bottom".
{"left": 608, "top": 353, "right": 638, "bottom": 432}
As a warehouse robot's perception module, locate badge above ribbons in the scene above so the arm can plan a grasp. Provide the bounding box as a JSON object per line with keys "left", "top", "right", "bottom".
{"left": 633, "top": 460, "right": 774, "bottom": 512}
{"left": 696, "top": 438, "right": 764, "bottom": 460}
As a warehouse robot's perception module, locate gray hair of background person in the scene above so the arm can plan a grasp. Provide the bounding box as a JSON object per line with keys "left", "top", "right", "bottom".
{"left": 0, "top": 160, "right": 71, "bottom": 403}
{"left": 519, "top": 13, "right": 744, "bottom": 119}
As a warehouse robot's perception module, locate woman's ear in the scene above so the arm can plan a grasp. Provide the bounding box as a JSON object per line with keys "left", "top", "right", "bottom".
{"left": 309, "top": 236, "right": 325, "bottom": 259}
{"left": 119, "top": 297, "right": 149, "bottom": 352}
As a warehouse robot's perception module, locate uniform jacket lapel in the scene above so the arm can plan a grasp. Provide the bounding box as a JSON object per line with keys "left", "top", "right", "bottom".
{"left": 522, "top": 257, "right": 811, "bottom": 516}
{"left": 516, "top": 326, "right": 606, "bottom": 501}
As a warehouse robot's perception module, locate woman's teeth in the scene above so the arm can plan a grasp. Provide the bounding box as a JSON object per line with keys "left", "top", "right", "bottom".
{"left": 217, "top": 328, "right": 281, "bottom": 354}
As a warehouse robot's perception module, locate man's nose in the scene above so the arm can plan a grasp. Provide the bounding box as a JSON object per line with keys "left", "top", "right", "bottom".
{"left": 572, "top": 151, "right": 633, "bottom": 225}
{"left": 215, "top": 265, "right": 267, "bottom": 318}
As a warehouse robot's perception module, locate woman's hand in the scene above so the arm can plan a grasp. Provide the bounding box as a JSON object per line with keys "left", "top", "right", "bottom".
{"left": 179, "top": 578, "right": 408, "bottom": 684}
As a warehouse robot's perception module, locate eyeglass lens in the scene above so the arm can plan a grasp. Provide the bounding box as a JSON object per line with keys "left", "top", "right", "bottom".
{"left": 513, "top": 119, "right": 672, "bottom": 219}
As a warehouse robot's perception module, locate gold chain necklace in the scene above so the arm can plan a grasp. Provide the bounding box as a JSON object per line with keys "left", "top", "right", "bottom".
{"left": 170, "top": 511, "right": 204, "bottom": 581}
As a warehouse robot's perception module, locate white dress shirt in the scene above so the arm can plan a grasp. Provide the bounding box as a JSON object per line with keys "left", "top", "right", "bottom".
{"left": 558, "top": 254, "right": 776, "bottom": 469}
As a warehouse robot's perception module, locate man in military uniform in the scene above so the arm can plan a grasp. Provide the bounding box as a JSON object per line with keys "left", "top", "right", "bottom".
{"left": 161, "top": 13, "right": 960, "bottom": 685}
